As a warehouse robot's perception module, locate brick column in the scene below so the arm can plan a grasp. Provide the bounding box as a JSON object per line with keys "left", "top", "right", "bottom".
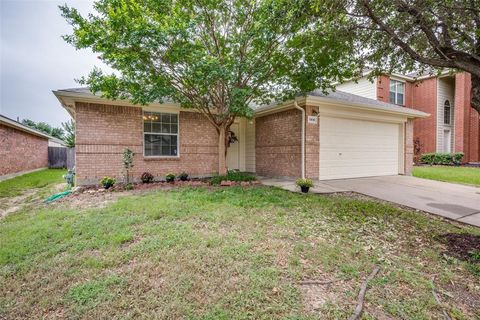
{"left": 454, "top": 73, "right": 471, "bottom": 161}
{"left": 405, "top": 119, "right": 414, "bottom": 175}
{"left": 305, "top": 105, "right": 319, "bottom": 180}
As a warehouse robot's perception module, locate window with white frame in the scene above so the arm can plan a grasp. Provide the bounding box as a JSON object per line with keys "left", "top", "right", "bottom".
{"left": 143, "top": 111, "right": 179, "bottom": 156}
{"left": 389, "top": 80, "right": 405, "bottom": 105}
{"left": 444, "top": 100, "right": 451, "bottom": 125}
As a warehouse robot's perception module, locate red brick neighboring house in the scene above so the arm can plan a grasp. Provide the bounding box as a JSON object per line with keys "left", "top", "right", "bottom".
{"left": 54, "top": 88, "right": 426, "bottom": 185}
{"left": 0, "top": 115, "right": 51, "bottom": 178}
{"left": 337, "top": 72, "right": 480, "bottom": 163}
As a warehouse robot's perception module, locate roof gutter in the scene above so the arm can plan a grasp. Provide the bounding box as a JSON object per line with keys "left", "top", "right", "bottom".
{"left": 293, "top": 100, "right": 305, "bottom": 179}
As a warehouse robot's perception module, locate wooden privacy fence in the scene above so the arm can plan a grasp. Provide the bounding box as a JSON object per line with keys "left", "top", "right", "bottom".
{"left": 48, "top": 147, "right": 75, "bottom": 170}
{"left": 66, "top": 148, "right": 75, "bottom": 170}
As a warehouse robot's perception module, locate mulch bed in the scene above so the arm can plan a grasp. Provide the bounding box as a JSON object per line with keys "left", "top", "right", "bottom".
{"left": 72, "top": 178, "right": 262, "bottom": 195}
{"left": 436, "top": 233, "right": 480, "bottom": 263}
{"left": 78, "top": 179, "right": 210, "bottom": 193}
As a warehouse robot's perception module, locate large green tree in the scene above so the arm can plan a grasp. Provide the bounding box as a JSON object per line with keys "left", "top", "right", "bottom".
{"left": 313, "top": 0, "right": 480, "bottom": 112}
{"left": 61, "top": 119, "right": 75, "bottom": 148}
{"left": 21, "top": 119, "right": 65, "bottom": 140}
{"left": 60, "top": 0, "right": 356, "bottom": 174}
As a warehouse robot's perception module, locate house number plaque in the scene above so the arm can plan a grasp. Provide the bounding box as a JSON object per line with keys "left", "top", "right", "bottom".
{"left": 307, "top": 116, "right": 318, "bottom": 124}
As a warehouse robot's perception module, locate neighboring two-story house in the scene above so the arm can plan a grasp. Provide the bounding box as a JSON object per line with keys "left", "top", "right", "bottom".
{"left": 336, "top": 72, "right": 480, "bottom": 163}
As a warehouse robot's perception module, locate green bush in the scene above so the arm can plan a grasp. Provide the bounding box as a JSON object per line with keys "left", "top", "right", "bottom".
{"left": 210, "top": 171, "right": 256, "bottom": 185}
{"left": 178, "top": 172, "right": 189, "bottom": 181}
{"left": 165, "top": 173, "right": 176, "bottom": 182}
{"left": 419, "top": 152, "right": 464, "bottom": 165}
{"left": 100, "top": 176, "right": 116, "bottom": 189}
{"left": 141, "top": 172, "right": 154, "bottom": 183}
{"left": 452, "top": 153, "right": 464, "bottom": 165}
{"left": 296, "top": 178, "right": 314, "bottom": 188}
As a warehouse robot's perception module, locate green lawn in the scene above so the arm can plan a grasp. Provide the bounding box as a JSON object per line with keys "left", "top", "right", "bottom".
{"left": 1, "top": 185, "right": 479, "bottom": 319}
{"left": 0, "top": 169, "right": 66, "bottom": 198}
{"left": 412, "top": 166, "right": 480, "bottom": 187}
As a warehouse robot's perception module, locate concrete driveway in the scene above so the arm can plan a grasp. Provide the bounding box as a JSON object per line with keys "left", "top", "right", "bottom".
{"left": 259, "top": 175, "right": 480, "bottom": 227}
{"left": 323, "top": 175, "right": 480, "bottom": 227}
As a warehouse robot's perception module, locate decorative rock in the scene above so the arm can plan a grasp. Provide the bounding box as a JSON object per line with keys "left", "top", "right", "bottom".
{"left": 71, "top": 186, "right": 82, "bottom": 193}
{"left": 220, "top": 180, "right": 234, "bottom": 186}
{"left": 240, "top": 181, "right": 250, "bottom": 187}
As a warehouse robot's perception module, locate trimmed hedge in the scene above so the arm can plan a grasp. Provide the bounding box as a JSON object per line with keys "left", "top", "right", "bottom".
{"left": 419, "top": 152, "right": 464, "bottom": 165}
{"left": 210, "top": 171, "right": 256, "bottom": 185}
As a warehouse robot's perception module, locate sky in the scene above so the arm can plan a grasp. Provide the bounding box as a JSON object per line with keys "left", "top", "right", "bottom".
{"left": 0, "top": 0, "right": 107, "bottom": 127}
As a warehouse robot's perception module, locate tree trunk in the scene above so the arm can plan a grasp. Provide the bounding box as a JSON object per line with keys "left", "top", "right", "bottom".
{"left": 471, "top": 73, "right": 480, "bottom": 114}
{"left": 218, "top": 126, "right": 228, "bottom": 175}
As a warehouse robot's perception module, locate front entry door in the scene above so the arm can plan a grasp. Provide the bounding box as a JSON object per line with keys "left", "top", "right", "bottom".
{"left": 226, "top": 123, "right": 240, "bottom": 170}
{"left": 443, "top": 130, "right": 451, "bottom": 153}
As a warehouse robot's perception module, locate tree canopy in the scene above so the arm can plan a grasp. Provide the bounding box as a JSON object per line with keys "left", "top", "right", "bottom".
{"left": 313, "top": 0, "right": 480, "bottom": 112}
{"left": 22, "top": 119, "right": 65, "bottom": 140}
{"left": 61, "top": 119, "right": 75, "bottom": 148}
{"left": 60, "top": 0, "right": 357, "bottom": 174}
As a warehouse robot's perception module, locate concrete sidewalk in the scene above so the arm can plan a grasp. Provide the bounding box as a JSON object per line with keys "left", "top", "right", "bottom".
{"left": 259, "top": 175, "right": 480, "bottom": 227}
{"left": 259, "top": 177, "right": 349, "bottom": 194}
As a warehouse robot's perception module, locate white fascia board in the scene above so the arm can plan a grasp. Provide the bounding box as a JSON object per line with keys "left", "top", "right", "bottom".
{"left": 306, "top": 95, "right": 429, "bottom": 119}
{"left": 53, "top": 90, "right": 187, "bottom": 116}
{"left": 253, "top": 95, "right": 429, "bottom": 119}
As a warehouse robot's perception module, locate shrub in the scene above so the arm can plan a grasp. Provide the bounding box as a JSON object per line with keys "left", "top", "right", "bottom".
{"left": 296, "top": 178, "right": 314, "bottom": 188}
{"left": 100, "top": 176, "right": 116, "bottom": 189}
{"left": 122, "top": 148, "right": 134, "bottom": 184}
{"left": 141, "top": 172, "right": 154, "bottom": 183}
{"left": 419, "top": 152, "right": 464, "bottom": 165}
{"left": 165, "top": 173, "right": 176, "bottom": 183}
{"left": 210, "top": 171, "right": 256, "bottom": 185}
{"left": 124, "top": 183, "right": 134, "bottom": 190}
{"left": 179, "top": 172, "right": 189, "bottom": 181}
{"left": 452, "top": 153, "right": 464, "bottom": 165}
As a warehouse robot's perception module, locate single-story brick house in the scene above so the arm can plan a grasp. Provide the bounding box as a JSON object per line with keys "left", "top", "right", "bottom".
{"left": 53, "top": 88, "right": 427, "bottom": 185}
{"left": 0, "top": 115, "right": 51, "bottom": 178}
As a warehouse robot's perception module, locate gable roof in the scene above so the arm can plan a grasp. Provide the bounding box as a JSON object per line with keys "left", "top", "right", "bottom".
{"left": 54, "top": 87, "right": 428, "bottom": 119}
{"left": 254, "top": 89, "right": 428, "bottom": 118}
{"left": 0, "top": 114, "right": 57, "bottom": 140}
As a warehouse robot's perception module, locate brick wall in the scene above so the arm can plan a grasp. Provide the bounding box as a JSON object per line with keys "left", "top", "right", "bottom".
{"left": 75, "top": 102, "right": 219, "bottom": 185}
{"left": 255, "top": 108, "right": 302, "bottom": 178}
{"left": 0, "top": 123, "right": 48, "bottom": 176}
{"left": 409, "top": 78, "right": 437, "bottom": 155}
{"left": 404, "top": 81, "right": 414, "bottom": 108}
{"left": 376, "top": 75, "right": 390, "bottom": 103}
{"left": 455, "top": 73, "right": 480, "bottom": 162}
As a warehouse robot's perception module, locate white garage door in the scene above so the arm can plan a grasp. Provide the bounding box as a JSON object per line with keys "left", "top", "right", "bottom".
{"left": 319, "top": 117, "right": 400, "bottom": 180}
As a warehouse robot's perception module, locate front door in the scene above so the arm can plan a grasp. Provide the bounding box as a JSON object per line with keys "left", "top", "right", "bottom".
{"left": 443, "top": 130, "right": 451, "bottom": 153}
{"left": 226, "top": 123, "right": 240, "bottom": 170}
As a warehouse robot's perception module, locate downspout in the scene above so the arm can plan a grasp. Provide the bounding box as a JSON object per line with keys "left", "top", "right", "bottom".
{"left": 294, "top": 100, "right": 305, "bottom": 179}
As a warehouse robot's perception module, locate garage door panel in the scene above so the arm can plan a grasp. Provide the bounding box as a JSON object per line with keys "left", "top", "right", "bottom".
{"left": 320, "top": 117, "right": 400, "bottom": 180}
